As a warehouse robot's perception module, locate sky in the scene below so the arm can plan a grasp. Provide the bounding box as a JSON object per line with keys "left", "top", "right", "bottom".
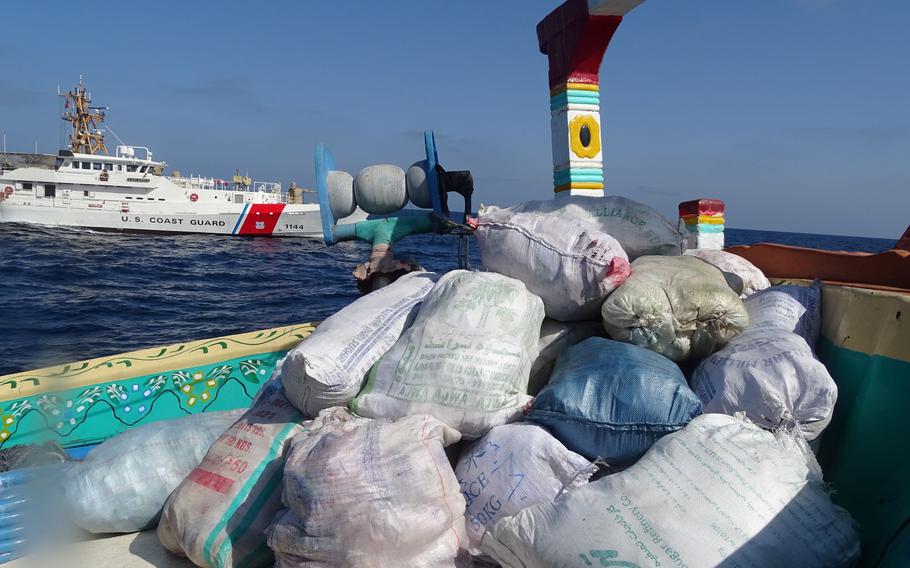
{"left": 1, "top": 0, "right": 907, "bottom": 238}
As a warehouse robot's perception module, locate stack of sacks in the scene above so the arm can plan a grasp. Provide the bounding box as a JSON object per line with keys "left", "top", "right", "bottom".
{"left": 62, "top": 410, "right": 243, "bottom": 534}
{"left": 601, "top": 255, "right": 749, "bottom": 361}
{"left": 474, "top": 208, "right": 629, "bottom": 321}
{"left": 158, "top": 383, "right": 308, "bottom": 568}
{"left": 684, "top": 248, "right": 771, "bottom": 297}
{"left": 744, "top": 281, "right": 821, "bottom": 346}
{"left": 482, "top": 195, "right": 684, "bottom": 260}
{"left": 281, "top": 271, "right": 438, "bottom": 417}
{"left": 693, "top": 282, "right": 835, "bottom": 440}
{"left": 679, "top": 198, "right": 725, "bottom": 250}
{"left": 268, "top": 412, "right": 467, "bottom": 567}
{"left": 454, "top": 423, "right": 596, "bottom": 557}
{"left": 691, "top": 330, "right": 837, "bottom": 440}
{"left": 527, "top": 338, "right": 702, "bottom": 464}
{"left": 528, "top": 319, "right": 604, "bottom": 395}
{"left": 351, "top": 270, "right": 545, "bottom": 439}
{"left": 481, "top": 414, "right": 860, "bottom": 568}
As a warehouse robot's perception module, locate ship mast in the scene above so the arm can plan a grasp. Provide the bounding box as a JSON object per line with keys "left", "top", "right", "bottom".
{"left": 61, "top": 78, "right": 108, "bottom": 155}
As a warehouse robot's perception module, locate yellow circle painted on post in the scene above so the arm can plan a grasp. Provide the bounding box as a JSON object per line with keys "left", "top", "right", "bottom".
{"left": 569, "top": 115, "right": 601, "bottom": 159}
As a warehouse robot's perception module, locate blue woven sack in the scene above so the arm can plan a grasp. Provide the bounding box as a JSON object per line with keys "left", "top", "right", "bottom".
{"left": 527, "top": 337, "right": 702, "bottom": 464}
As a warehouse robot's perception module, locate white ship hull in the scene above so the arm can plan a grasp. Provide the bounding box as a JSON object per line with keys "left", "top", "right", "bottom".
{"left": 0, "top": 200, "right": 333, "bottom": 236}
{"left": 0, "top": 152, "right": 365, "bottom": 237}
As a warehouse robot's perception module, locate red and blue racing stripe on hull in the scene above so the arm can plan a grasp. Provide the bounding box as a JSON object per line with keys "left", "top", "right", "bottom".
{"left": 232, "top": 204, "right": 286, "bottom": 236}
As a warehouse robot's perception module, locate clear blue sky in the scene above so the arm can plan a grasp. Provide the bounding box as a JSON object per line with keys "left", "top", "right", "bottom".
{"left": 2, "top": 0, "right": 907, "bottom": 238}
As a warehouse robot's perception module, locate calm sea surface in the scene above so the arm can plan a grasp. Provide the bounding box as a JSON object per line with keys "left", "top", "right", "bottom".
{"left": 0, "top": 223, "right": 896, "bottom": 376}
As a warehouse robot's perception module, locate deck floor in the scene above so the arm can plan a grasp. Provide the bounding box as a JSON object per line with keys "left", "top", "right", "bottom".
{"left": 7, "top": 530, "right": 194, "bottom": 568}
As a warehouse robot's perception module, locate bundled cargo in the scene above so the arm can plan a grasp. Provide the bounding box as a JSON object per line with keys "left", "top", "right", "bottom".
{"left": 691, "top": 328, "right": 837, "bottom": 440}
{"left": 281, "top": 271, "right": 438, "bottom": 417}
{"left": 158, "top": 384, "right": 308, "bottom": 568}
{"left": 268, "top": 413, "right": 467, "bottom": 567}
{"left": 745, "top": 281, "right": 821, "bottom": 346}
{"left": 62, "top": 410, "right": 243, "bottom": 534}
{"left": 528, "top": 319, "right": 604, "bottom": 395}
{"left": 483, "top": 195, "right": 684, "bottom": 260}
{"left": 454, "top": 423, "right": 596, "bottom": 556}
{"left": 684, "top": 248, "right": 771, "bottom": 296}
{"left": 601, "top": 255, "right": 749, "bottom": 361}
{"left": 475, "top": 208, "right": 629, "bottom": 321}
{"left": 481, "top": 414, "right": 860, "bottom": 568}
{"left": 527, "top": 338, "right": 702, "bottom": 464}
{"left": 351, "top": 270, "right": 545, "bottom": 439}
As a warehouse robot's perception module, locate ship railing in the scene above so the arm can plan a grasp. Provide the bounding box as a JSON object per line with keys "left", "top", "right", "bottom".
{"left": 168, "top": 176, "right": 283, "bottom": 195}
{"left": 253, "top": 181, "right": 282, "bottom": 194}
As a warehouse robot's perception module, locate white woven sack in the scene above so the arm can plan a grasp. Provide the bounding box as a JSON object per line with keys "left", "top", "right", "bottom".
{"left": 476, "top": 208, "right": 629, "bottom": 321}
{"left": 63, "top": 410, "right": 243, "bottom": 534}
{"left": 481, "top": 414, "right": 859, "bottom": 568}
{"left": 745, "top": 282, "right": 821, "bottom": 346}
{"left": 157, "top": 384, "right": 308, "bottom": 568}
{"left": 484, "top": 195, "right": 684, "bottom": 260}
{"left": 281, "top": 271, "right": 438, "bottom": 417}
{"left": 455, "top": 423, "right": 595, "bottom": 556}
{"left": 352, "top": 270, "right": 544, "bottom": 439}
{"left": 691, "top": 328, "right": 837, "bottom": 440}
{"left": 268, "top": 413, "right": 467, "bottom": 567}
{"left": 685, "top": 248, "right": 771, "bottom": 297}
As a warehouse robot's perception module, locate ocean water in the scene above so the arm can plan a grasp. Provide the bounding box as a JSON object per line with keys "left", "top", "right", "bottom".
{"left": 0, "top": 223, "right": 897, "bottom": 376}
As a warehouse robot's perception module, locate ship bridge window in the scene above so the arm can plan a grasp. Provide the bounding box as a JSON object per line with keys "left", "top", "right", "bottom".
{"left": 71, "top": 161, "right": 79, "bottom": 168}
{"left": 21, "top": 182, "right": 32, "bottom": 190}
{"left": 139, "top": 166, "right": 148, "bottom": 173}
{"left": 93, "top": 163, "right": 102, "bottom": 170}
{"left": 44, "top": 184, "right": 56, "bottom": 198}
{"left": 103, "top": 163, "right": 113, "bottom": 171}
{"left": 127, "top": 165, "right": 138, "bottom": 172}
{"left": 116, "top": 165, "right": 123, "bottom": 171}
{"left": 81, "top": 162, "right": 91, "bottom": 170}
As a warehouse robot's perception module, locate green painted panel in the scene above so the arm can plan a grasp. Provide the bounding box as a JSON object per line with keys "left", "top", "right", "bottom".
{"left": 0, "top": 351, "right": 287, "bottom": 449}
{"left": 817, "top": 337, "right": 910, "bottom": 567}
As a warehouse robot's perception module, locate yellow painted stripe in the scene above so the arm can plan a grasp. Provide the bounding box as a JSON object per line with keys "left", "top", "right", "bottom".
{"left": 0, "top": 323, "right": 317, "bottom": 401}
{"left": 567, "top": 82, "right": 600, "bottom": 92}
{"left": 555, "top": 181, "right": 605, "bottom": 192}
{"left": 682, "top": 215, "right": 725, "bottom": 225}
{"left": 550, "top": 82, "right": 600, "bottom": 96}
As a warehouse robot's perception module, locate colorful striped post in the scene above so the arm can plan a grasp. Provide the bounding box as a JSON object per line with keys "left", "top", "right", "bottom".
{"left": 679, "top": 198, "right": 725, "bottom": 250}
{"left": 537, "top": 0, "right": 646, "bottom": 197}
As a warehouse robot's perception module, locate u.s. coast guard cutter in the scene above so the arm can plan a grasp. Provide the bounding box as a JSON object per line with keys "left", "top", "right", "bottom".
{"left": 0, "top": 80, "right": 366, "bottom": 237}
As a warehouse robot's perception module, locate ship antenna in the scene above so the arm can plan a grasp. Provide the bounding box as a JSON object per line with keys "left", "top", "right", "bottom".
{"left": 61, "top": 79, "right": 108, "bottom": 155}
{"left": 103, "top": 122, "right": 128, "bottom": 148}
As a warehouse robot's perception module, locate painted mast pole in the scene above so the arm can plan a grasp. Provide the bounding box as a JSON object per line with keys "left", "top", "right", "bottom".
{"left": 537, "top": 0, "right": 646, "bottom": 198}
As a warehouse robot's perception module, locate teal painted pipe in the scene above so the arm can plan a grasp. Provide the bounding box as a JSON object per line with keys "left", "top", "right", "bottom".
{"left": 333, "top": 213, "right": 436, "bottom": 246}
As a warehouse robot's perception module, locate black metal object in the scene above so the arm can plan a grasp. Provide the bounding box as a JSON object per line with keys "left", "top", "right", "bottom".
{"left": 435, "top": 165, "right": 474, "bottom": 225}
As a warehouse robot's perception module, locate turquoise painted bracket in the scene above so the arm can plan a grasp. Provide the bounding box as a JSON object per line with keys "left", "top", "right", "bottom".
{"left": 334, "top": 213, "right": 434, "bottom": 245}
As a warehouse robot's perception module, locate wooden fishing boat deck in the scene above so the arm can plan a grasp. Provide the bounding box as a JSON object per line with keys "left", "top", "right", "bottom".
{"left": 6, "top": 531, "right": 192, "bottom": 568}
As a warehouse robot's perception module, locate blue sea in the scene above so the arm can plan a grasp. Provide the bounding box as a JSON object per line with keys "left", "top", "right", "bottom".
{"left": 0, "top": 223, "right": 896, "bottom": 376}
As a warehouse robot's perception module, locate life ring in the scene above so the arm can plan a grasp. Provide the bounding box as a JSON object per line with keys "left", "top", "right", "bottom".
{"left": 189, "top": 193, "right": 199, "bottom": 203}
{"left": 3, "top": 186, "right": 12, "bottom": 197}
